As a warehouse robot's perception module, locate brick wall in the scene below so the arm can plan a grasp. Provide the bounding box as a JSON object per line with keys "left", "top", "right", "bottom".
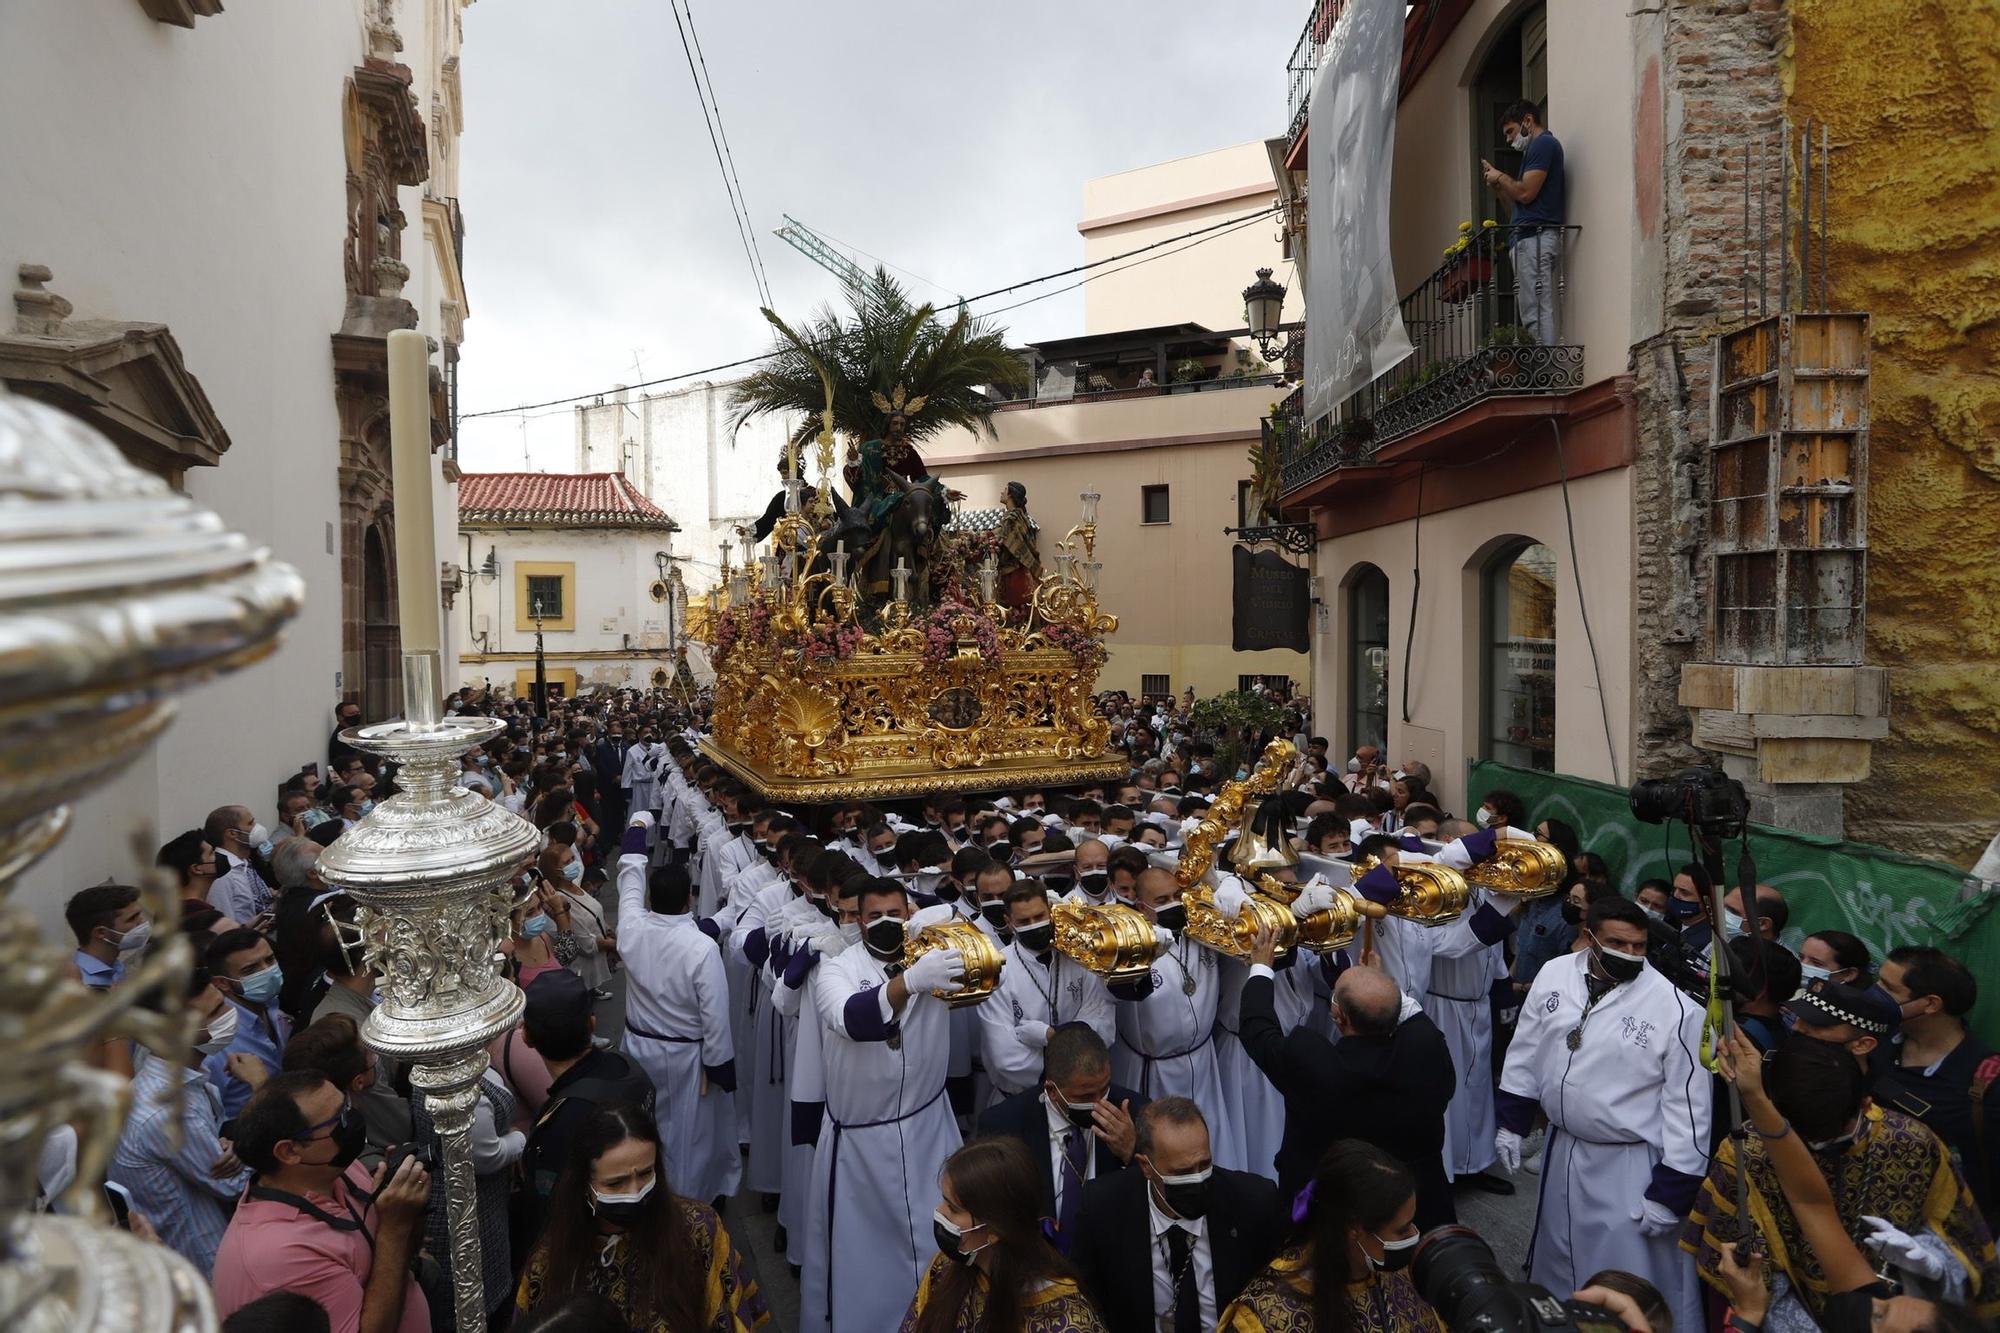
{"left": 1628, "top": 0, "right": 1788, "bottom": 779}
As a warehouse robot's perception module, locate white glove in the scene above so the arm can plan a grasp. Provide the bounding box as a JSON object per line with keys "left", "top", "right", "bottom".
{"left": 1213, "top": 879, "right": 1251, "bottom": 920}
{"left": 1153, "top": 926, "right": 1177, "bottom": 950}
{"left": 903, "top": 947, "right": 966, "bottom": 995}
{"left": 1494, "top": 1129, "right": 1523, "bottom": 1175}
{"left": 1638, "top": 1199, "right": 1681, "bottom": 1237}
{"left": 628, "top": 810, "right": 656, "bottom": 830}
{"left": 1292, "top": 876, "right": 1339, "bottom": 917}
{"left": 1014, "top": 1020, "right": 1051, "bottom": 1050}
{"left": 1861, "top": 1215, "right": 1948, "bottom": 1282}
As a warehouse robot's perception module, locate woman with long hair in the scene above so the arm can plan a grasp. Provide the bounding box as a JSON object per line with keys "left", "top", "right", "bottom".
{"left": 899, "top": 1137, "right": 1107, "bottom": 1333}
{"left": 1220, "top": 1140, "right": 1443, "bottom": 1332}
{"left": 516, "top": 1103, "right": 766, "bottom": 1332}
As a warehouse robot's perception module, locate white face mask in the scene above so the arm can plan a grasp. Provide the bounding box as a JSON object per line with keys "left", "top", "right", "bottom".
{"left": 196, "top": 1006, "right": 239, "bottom": 1055}
{"left": 1800, "top": 963, "right": 1834, "bottom": 984}
{"left": 1474, "top": 807, "right": 1493, "bottom": 828}
{"left": 1509, "top": 131, "right": 1530, "bottom": 152}
{"left": 105, "top": 920, "right": 152, "bottom": 955}
{"left": 1722, "top": 908, "right": 1749, "bottom": 939}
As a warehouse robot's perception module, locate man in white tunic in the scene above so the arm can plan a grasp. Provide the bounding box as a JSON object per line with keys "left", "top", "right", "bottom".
{"left": 731, "top": 827, "right": 808, "bottom": 1204}
{"left": 614, "top": 813, "right": 740, "bottom": 1204}
{"left": 1496, "top": 895, "right": 1710, "bottom": 1333}
{"left": 979, "top": 880, "right": 1115, "bottom": 1099}
{"left": 799, "top": 877, "right": 965, "bottom": 1333}
{"left": 1109, "top": 867, "right": 1239, "bottom": 1172}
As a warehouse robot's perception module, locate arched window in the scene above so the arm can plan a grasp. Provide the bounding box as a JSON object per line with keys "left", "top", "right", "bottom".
{"left": 1482, "top": 541, "right": 1557, "bottom": 771}
{"left": 1346, "top": 564, "right": 1389, "bottom": 756}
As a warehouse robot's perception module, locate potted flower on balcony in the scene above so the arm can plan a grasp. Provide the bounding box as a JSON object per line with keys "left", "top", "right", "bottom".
{"left": 1441, "top": 220, "right": 1500, "bottom": 303}
{"left": 1338, "top": 413, "right": 1376, "bottom": 460}
{"left": 1483, "top": 323, "right": 1537, "bottom": 384}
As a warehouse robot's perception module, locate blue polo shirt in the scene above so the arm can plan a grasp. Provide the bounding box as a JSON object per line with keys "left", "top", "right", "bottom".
{"left": 202, "top": 998, "right": 292, "bottom": 1120}
{"left": 1516, "top": 130, "right": 1565, "bottom": 229}
{"left": 75, "top": 949, "right": 124, "bottom": 990}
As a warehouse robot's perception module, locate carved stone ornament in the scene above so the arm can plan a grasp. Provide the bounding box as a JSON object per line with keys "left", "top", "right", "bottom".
{"left": 0, "top": 384, "right": 303, "bottom": 1333}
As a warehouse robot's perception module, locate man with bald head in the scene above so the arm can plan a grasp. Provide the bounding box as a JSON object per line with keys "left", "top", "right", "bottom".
{"left": 1241, "top": 925, "right": 1458, "bottom": 1225}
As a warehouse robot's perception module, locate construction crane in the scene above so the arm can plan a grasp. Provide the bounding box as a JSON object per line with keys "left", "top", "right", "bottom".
{"left": 773, "top": 214, "right": 964, "bottom": 314}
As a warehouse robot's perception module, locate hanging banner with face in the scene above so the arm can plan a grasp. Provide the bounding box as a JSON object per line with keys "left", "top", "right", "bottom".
{"left": 1232, "top": 545, "right": 1310, "bottom": 654}
{"left": 1305, "top": 0, "right": 1412, "bottom": 423}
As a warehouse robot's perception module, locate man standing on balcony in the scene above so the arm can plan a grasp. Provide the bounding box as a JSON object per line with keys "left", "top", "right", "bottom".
{"left": 1482, "top": 99, "right": 1566, "bottom": 346}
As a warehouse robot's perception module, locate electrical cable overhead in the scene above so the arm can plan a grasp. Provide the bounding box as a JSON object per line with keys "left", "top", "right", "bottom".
{"left": 667, "top": 0, "right": 770, "bottom": 308}
{"left": 681, "top": 0, "right": 770, "bottom": 302}
{"left": 460, "top": 202, "right": 1281, "bottom": 421}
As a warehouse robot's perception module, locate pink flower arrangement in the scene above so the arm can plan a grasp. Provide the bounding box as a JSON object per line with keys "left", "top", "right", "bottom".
{"left": 1041, "top": 622, "right": 1106, "bottom": 666}
{"left": 803, "top": 620, "right": 864, "bottom": 662}
{"left": 919, "top": 600, "right": 1001, "bottom": 664}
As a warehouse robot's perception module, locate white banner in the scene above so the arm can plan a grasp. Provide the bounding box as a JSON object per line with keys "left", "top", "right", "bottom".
{"left": 1305, "top": 0, "right": 1411, "bottom": 422}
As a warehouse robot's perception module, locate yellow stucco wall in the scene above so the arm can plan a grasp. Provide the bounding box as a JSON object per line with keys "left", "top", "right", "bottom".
{"left": 1786, "top": 1, "right": 2000, "bottom": 866}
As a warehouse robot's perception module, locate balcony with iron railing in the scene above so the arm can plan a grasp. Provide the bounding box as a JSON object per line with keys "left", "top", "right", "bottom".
{"left": 1273, "top": 222, "right": 1584, "bottom": 497}
{"left": 1285, "top": 0, "right": 1346, "bottom": 145}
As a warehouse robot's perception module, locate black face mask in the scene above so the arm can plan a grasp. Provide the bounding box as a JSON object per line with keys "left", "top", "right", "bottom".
{"left": 1050, "top": 1087, "right": 1098, "bottom": 1130}
{"left": 1043, "top": 874, "right": 1073, "bottom": 895}
{"left": 1155, "top": 1174, "right": 1211, "bottom": 1220}
{"left": 934, "top": 1218, "right": 979, "bottom": 1266}
{"left": 592, "top": 1190, "right": 655, "bottom": 1230}
{"left": 987, "top": 840, "right": 1014, "bottom": 864}
{"left": 1154, "top": 903, "right": 1188, "bottom": 934}
{"left": 1592, "top": 941, "right": 1646, "bottom": 984}
{"left": 933, "top": 878, "right": 961, "bottom": 902}
{"left": 813, "top": 896, "right": 837, "bottom": 920}
{"left": 1559, "top": 899, "right": 1585, "bottom": 926}
{"left": 979, "top": 902, "right": 1009, "bottom": 930}
{"left": 1077, "top": 872, "right": 1109, "bottom": 896}
{"left": 1016, "top": 922, "right": 1054, "bottom": 955}
{"left": 325, "top": 1102, "right": 367, "bottom": 1170}
{"left": 863, "top": 917, "right": 906, "bottom": 959}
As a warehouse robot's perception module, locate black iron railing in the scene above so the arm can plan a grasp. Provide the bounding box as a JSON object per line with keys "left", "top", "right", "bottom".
{"left": 1285, "top": 0, "right": 1346, "bottom": 144}
{"left": 1275, "top": 223, "right": 1585, "bottom": 494}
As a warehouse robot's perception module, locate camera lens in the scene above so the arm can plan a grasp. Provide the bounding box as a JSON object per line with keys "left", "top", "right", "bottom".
{"left": 1411, "top": 1225, "right": 1522, "bottom": 1329}
{"left": 1627, "top": 777, "right": 1684, "bottom": 825}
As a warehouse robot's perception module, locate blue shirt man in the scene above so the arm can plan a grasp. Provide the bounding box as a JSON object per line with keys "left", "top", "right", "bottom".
{"left": 1483, "top": 99, "right": 1568, "bottom": 345}
{"left": 202, "top": 928, "right": 293, "bottom": 1120}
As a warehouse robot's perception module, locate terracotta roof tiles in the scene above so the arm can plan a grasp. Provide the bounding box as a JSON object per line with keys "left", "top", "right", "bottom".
{"left": 457, "top": 472, "right": 676, "bottom": 529}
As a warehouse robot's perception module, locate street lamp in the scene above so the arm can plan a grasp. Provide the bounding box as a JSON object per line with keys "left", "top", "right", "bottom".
{"left": 1243, "top": 267, "right": 1289, "bottom": 361}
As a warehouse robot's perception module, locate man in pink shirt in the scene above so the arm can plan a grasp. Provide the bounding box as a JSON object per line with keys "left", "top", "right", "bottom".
{"left": 213, "top": 1070, "right": 432, "bottom": 1333}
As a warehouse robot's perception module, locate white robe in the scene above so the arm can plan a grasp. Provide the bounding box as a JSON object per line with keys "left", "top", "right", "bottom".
{"left": 614, "top": 849, "right": 740, "bottom": 1203}
{"left": 1213, "top": 950, "right": 1307, "bottom": 1183}
{"left": 771, "top": 908, "right": 836, "bottom": 1242}
{"left": 977, "top": 939, "right": 1116, "bottom": 1098}
{"left": 1110, "top": 936, "right": 1240, "bottom": 1172}
{"left": 1420, "top": 890, "right": 1514, "bottom": 1178}
{"left": 798, "top": 919, "right": 961, "bottom": 1333}
{"left": 1500, "top": 950, "right": 1711, "bottom": 1333}
{"left": 735, "top": 873, "right": 795, "bottom": 1195}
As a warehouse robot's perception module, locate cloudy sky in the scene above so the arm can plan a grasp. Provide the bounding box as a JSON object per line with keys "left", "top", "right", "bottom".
{"left": 454, "top": 1, "right": 1305, "bottom": 472}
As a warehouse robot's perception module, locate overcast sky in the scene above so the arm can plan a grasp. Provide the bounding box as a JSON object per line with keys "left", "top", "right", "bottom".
{"left": 454, "top": 1, "right": 1305, "bottom": 472}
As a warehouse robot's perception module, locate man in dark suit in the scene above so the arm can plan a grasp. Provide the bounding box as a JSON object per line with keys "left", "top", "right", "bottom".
{"left": 1070, "top": 1097, "right": 1283, "bottom": 1333}
{"left": 975, "top": 1022, "right": 1145, "bottom": 1255}
{"left": 1241, "top": 923, "right": 1458, "bottom": 1228}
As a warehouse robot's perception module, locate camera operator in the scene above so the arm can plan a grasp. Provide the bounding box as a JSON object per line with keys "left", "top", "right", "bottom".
{"left": 1687, "top": 1034, "right": 2000, "bottom": 1327}
{"left": 1494, "top": 896, "right": 1709, "bottom": 1332}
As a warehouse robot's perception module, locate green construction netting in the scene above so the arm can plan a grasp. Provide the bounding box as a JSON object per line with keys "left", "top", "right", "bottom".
{"left": 1467, "top": 760, "right": 1999, "bottom": 1045}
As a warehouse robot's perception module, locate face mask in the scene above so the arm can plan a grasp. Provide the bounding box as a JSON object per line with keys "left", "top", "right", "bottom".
{"left": 814, "top": 896, "right": 838, "bottom": 920}
{"left": 1474, "top": 807, "right": 1493, "bottom": 827}
{"left": 243, "top": 823, "right": 274, "bottom": 860}
{"left": 1234, "top": 769, "right": 1249, "bottom": 782}
{"left": 1559, "top": 900, "right": 1585, "bottom": 926}
{"left": 1800, "top": 962, "right": 1833, "bottom": 985}
{"left": 1591, "top": 938, "right": 1646, "bottom": 984}
{"left": 932, "top": 1211, "right": 990, "bottom": 1266}
{"left": 562, "top": 858, "right": 585, "bottom": 884}
{"left": 1043, "top": 874, "right": 1073, "bottom": 895}
{"left": 1077, "top": 872, "right": 1109, "bottom": 897}
{"left": 522, "top": 912, "right": 554, "bottom": 937}
{"left": 357, "top": 799, "right": 375, "bottom": 817}
{"left": 103, "top": 920, "right": 152, "bottom": 954}
{"left": 1509, "top": 131, "right": 1530, "bottom": 152}
{"left": 1642, "top": 907, "right": 1665, "bottom": 925}
{"left": 1016, "top": 922, "right": 1054, "bottom": 955}
{"left": 838, "top": 921, "right": 863, "bottom": 946}
{"left": 238, "top": 964, "right": 285, "bottom": 1007}
{"left": 1807, "top": 1117, "right": 1863, "bottom": 1154}
{"left": 1722, "top": 909, "right": 1749, "bottom": 939}
{"left": 1369, "top": 1228, "right": 1421, "bottom": 1272}
{"left": 1152, "top": 1164, "right": 1213, "bottom": 1220}
{"left": 1049, "top": 1087, "right": 1098, "bottom": 1130}
{"left": 1347, "top": 758, "right": 1361, "bottom": 773}
{"left": 987, "top": 840, "right": 1013, "bottom": 863}
{"left": 307, "top": 1101, "right": 368, "bottom": 1170}
{"left": 980, "top": 902, "right": 1009, "bottom": 930}
{"left": 196, "top": 1006, "right": 239, "bottom": 1055}
{"left": 864, "top": 917, "right": 906, "bottom": 959}
{"left": 1153, "top": 903, "right": 1188, "bottom": 934}
{"left": 591, "top": 1174, "right": 657, "bottom": 1228}
{"left": 933, "top": 877, "right": 962, "bottom": 903}
{"left": 1668, "top": 897, "right": 1702, "bottom": 921}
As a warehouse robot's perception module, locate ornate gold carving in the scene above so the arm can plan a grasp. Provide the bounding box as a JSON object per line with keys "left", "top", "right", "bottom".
{"left": 1464, "top": 838, "right": 1568, "bottom": 899}
{"left": 1049, "top": 901, "right": 1160, "bottom": 984}
{"left": 1176, "top": 740, "right": 1296, "bottom": 889}
{"left": 1184, "top": 886, "right": 1299, "bottom": 959}
{"left": 903, "top": 918, "right": 1004, "bottom": 1008}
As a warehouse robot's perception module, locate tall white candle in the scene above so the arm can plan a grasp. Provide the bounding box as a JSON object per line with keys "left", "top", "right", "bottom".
{"left": 387, "top": 329, "right": 440, "bottom": 655}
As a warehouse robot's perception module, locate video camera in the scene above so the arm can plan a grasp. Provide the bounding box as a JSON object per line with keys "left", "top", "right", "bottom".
{"left": 1628, "top": 764, "right": 1748, "bottom": 838}
{"left": 1414, "top": 1227, "right": 1629, "bottom": 1332}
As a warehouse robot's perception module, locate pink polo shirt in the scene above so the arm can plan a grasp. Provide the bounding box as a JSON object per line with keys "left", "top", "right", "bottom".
{"left": 211, "top": 1161, "right": 429, "bottom": 1333}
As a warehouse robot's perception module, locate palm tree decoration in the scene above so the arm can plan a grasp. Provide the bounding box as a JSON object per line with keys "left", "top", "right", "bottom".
{"left": 730, "top": 267, "right": 1030, "bottom": 448}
